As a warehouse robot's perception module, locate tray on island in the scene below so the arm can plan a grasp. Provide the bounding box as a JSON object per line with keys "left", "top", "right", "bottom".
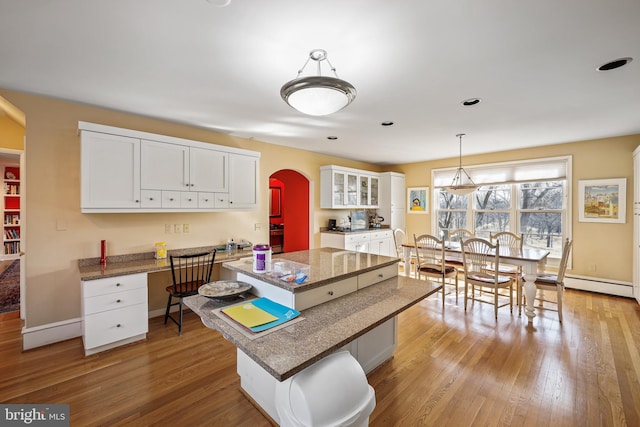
{"left": 198, "top": 280, "right": 252, "bottom": 300}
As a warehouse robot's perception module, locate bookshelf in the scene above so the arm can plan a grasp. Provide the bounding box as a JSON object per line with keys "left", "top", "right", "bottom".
{"left": 3, "top": 166, "right": 20, "bottom": 259}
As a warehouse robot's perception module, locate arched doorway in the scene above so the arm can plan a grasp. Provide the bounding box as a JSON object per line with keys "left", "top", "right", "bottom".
{"left": 269, "top": 170, "right": 310, "bottom": 253}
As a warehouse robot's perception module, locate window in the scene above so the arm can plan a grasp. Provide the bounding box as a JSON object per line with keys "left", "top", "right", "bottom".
{"left": 433, "top": 157, "right": 571, "bottom": 260}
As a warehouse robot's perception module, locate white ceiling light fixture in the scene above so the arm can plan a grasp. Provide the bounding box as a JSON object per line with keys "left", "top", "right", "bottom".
{"left": 280, "top": 49, "right": 356, "bottom": 116}
{"left": 444, "top": 133, "right": 478, "bottom": 195}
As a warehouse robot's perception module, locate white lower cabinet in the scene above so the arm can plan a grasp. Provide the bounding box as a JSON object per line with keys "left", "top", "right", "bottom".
{"left": 81, "top": 273, "right": 148, "bottom": 356}
{"left": 320, "top": 230, "right": 395, "bottom": 257}
{"left": 342, "top": 317, "right": 397, "bottom": 373}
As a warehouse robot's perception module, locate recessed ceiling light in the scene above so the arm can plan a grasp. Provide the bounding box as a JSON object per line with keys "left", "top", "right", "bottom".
{"left": 206, "top": 0, "right": 231, "bottom": 6}
{"left": 381, "top": 121, "right": 394, "bottom": 126}
{"left": 327, "top": 136, "right": 338, "bottom": 140}
{"left": 597, "top": 57, "right": 633, "bottom": 71}
{"left": 461, "top": 98, "right": 481, "bottom": 106}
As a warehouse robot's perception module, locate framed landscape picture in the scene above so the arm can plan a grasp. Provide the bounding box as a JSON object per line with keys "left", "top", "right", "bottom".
{"left": 578, "top": 178, "right": 626, "bottom": 223}
{"left": 408, "top": 187, "right": 428, "bottom": 214}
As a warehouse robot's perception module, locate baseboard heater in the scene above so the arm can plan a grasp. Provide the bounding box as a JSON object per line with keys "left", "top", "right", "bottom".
{"left": 564, "top": 274, "right": 633, "bottom": 298}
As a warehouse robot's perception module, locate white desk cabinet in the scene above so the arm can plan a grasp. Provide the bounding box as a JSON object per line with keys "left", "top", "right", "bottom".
{"left": 81, "top": 273, "right": 148, "bottom": 355}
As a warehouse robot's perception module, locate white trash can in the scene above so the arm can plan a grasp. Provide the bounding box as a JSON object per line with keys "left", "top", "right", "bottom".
{"left": 275, "top": 351, "right": 376, "bottom": 427}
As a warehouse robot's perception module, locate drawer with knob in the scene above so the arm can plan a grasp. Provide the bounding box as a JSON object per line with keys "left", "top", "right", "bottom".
{"left": 294, "top": 276, "right": 358, "bottom": 310}
{"left": 82, "top": 304, "right": 148, "bottom": 350}
{"left": 358, "top": 264, "right": 398, "bottom": 289}
{"left": 81, "top": 273, "right": 147, "bottom": 298}
{"left": 83, "top": 287, "right": 147, "bottom": 315}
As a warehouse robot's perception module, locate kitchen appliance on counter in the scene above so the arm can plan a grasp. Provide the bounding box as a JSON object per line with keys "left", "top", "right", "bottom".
{"left": 350, "top": 211, "right": 369, "bottom": 231}
{"left": 369, "top": 214, "right": 384, "bottom": 228}
{"left": 328, "top": 219, "right": 337, "bottom": 230}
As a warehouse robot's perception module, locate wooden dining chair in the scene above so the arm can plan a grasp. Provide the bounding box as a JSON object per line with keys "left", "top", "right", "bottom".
{"left": 165, "top": 249, "right": 216, "bottom": 335}
{"left": 461, "top": 238, "right": 514, "bottom": 319}
{"left": 526, "top": 238, "right": 573, "bottom": 322}
{"left": 489, "top": 231, "right": 524, "bottom": 311}
{"left": 444, "top": 228, "right": 475, "bottom": 272}
{"left": 414, "top": 234, "right": 459, "bottom": 306}
{"left": 394, "top": 228, "right": 416, "bottom": 277}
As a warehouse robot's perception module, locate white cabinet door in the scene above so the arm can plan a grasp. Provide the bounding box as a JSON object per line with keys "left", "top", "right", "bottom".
{"left": 141, "top": 140, "right": 189, "bottom": 191}
{"left": 229, "top": 153, "right": 258, "bottom": 209}
{"left": 190, "top": 147, "right": 228, "bottom": 193}
{"left": 81, "top": 131, "right": 141, "bottom": 210}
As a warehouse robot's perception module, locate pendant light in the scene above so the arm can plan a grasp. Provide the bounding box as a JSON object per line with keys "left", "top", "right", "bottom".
{"left": 443, "top": 133, "right": 478, "bottom": 195}
{"left": 280, "top": 49, "right": 356, "bottom": 116}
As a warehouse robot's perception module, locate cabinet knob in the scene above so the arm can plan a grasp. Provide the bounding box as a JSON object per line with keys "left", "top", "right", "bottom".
{"left": 190, "top": 184, "right": 194, "bottom": 187}
{"left": 149, "top": 197, "right": 154, "bottom": 201}
{"left": 169, "top": 198, "right": 174, "bottom": 201}
{"left": 135, "top": 200, "right": 140, "bottom": 203}
{"left": 116, "top": 324, "right": 121, "bottom": 328}
{"left": 328, "top": 290, "right": 334, "bottom": 296}
{"left": 204, "top": 198, "right": 209, "bottom": 202}
{"left": 116, "top": 283, "right": 121, "bottom": 287}
{"left": 116, "top": 299, "right": 121, "bottom": 303}
{"left": 378, "top": 273, "right": 384, "bottom": 278}
{"left": 188, "top": 198, "right": 192, "bottom": 202}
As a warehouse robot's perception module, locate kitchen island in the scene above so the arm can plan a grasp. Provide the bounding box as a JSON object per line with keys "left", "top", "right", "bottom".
{"left": 184, "top": 247, "right": 440, "bottom": 424}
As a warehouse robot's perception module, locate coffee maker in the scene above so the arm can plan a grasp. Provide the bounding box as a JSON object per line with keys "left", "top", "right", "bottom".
{"left": 328, "top": 219, "right": 337, "bottom": 230}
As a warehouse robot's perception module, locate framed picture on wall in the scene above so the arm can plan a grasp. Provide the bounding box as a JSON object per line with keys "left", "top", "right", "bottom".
{"left": 578, "top": 178, "right": 626, "bottom": 223}
{"left": 407, "top": 187, "right": 429, "bottom": 214}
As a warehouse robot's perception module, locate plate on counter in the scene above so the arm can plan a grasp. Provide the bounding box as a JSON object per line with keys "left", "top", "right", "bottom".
{"left": 198, "top": 281, "right": 252, "bottom": 300}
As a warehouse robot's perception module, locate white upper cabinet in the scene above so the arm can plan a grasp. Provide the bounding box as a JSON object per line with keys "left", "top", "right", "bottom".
{"left": 141, "top": 140, "right": 189, "bottom": 191}
{"left": 190, "top": 147, "right": 228, "bottom": 193}
{"left": 321, "top": 165, "right": 379, "bottom": 209}
{"left": 79, "top": 122, "right": 259, "bottom": 213}
{"left": 229, "top": 153, "right": 258, "bottom": 209}
{"left": 81, "top": 131, "right": 141, "bottom": 209}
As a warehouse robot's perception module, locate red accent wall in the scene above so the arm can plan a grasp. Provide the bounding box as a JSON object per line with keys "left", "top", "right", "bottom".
{"left": 271, "top": 170, "right": 309, "bottom": 252}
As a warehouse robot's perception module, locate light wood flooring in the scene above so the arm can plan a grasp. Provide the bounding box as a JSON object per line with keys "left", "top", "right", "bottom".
{"left": 1, "top": 288, "right": 639, "bottom": 426}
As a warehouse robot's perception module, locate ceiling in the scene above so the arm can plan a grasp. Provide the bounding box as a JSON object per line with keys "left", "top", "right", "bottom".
{"left": 1, "top": 0, "right": 638, "bottom": 166}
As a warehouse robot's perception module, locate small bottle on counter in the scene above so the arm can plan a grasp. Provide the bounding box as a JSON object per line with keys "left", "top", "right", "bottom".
{"left": 154, "top": 241, "right": 167, "bottom": 259}
{"left": 226, "top": 238, "right": 236, "bottom": 255}
{"left": 253, "top": 243, "right": 271, "bottom": 273}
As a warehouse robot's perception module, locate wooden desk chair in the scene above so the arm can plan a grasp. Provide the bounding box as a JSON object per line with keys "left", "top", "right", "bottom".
{"left": 527, "top": 238, "right": 573, "bottom": 322}
{"left": 414, "top": 234, "right": 459, "bottom": 306}
{"left": 165, "top": 249, "right": 216, "bottom": 335}
{"left": 461, "top": 238, "right": 514, "bottom": 319}
{"left": 489, "top": 231, "right": 523, "bottom": 311}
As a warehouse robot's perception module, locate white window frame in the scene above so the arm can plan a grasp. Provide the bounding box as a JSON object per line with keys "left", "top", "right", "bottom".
{"left": 432, "top": 156, "right": 572, "bottom": 264}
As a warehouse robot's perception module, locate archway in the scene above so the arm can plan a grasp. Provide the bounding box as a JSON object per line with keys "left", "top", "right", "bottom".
{"left": 269, "top": 170, "right": 309, "bottom": 253}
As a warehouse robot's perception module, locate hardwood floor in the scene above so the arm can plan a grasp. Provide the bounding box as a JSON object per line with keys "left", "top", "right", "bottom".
{"left": 1, "top": 289, "right": 639, "bottom": 426}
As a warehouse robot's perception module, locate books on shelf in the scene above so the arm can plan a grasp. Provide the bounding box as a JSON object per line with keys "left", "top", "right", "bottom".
{"left": 4, "top": 228, "right": 19, "bottom": 239}
{"left": 3, "top": 183, "right": 19, "bottom": 195}
{"left": 221, "top": 297, "right": 300, "bottom": 333}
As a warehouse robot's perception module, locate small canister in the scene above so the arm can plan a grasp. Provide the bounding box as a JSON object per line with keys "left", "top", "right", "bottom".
{"left": 253, "top": 243, "right": 272, "bottom": 274}
{"left": 154, "top": 241, "right": 167, "bottom": 259}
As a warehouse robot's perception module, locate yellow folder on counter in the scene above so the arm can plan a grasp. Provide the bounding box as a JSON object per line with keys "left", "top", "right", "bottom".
{"left": 221, "top": 302, "right": 278, "bottom": 328}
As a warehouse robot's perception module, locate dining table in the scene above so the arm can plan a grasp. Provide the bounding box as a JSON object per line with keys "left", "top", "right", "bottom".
{"left": 402, "top": 240, "right": 550, "bottom": 322}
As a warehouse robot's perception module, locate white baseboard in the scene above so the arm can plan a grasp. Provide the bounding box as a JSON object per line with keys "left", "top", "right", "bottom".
{"left": 22, "top": 317, "right": 82, "bottom": 351}
{"left": 564, "top": 275, "right": 633, "bottom": 298}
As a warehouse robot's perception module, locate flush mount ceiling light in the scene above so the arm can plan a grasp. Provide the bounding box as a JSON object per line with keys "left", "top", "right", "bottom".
{"left": 281, "top": 49, "right": 356, "bottom": 116}
{"left": 443, "top": 133, "right": 478, "bottom": 195}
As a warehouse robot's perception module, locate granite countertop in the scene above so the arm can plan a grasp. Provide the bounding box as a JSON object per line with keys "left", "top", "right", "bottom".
{"left": 184, "top": 274, "right": 440, "bottom": 381}
{"left": 319, "top": 226, "right": 392, "bottom": 234}
{"left": 78, "top": 246, "right": 252, "bottom": 281}
{"left": 223, "top": 247, "right": 400, "bottom": 293}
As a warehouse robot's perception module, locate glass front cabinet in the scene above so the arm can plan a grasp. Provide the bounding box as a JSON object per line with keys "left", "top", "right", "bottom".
{"left": 321, "top": 165, "right": 380, "bottom": 209}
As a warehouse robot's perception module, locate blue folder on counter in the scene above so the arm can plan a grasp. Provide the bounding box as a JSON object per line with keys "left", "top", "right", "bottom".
{"left": 247, "top": 297, "right": 300, "bottom": 333}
